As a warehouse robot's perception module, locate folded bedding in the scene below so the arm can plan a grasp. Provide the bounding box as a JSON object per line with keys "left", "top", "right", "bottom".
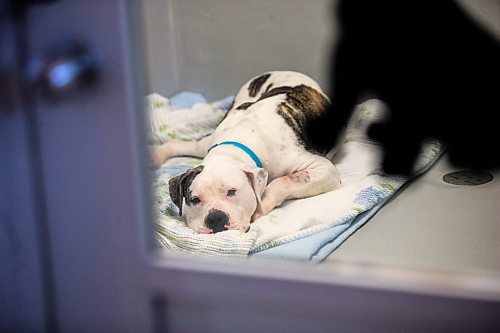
{"left": 148, "top": 93, "right": 443, "bottom": 260}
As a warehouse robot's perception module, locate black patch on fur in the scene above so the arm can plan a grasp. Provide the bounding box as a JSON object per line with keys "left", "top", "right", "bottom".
{"left": 168, "top": 165, "right": 204, "bottom": 216}
{"left": 233, "top": 82, "right": 330, "bottom": 153}
{"left": 236, "top": 102, "right": 254, "bottom": 110}
{"left": 248, "top": 73, "right": 271, "bottom": 97}
{"left": 277, "top": 85, "right": 330, "bottom": 153}
{"left": 265, "top": 83, "right": 274, "bottom": 92}
{"left": 259, "top": 86, "right": 294, "bottom": 100}
{"left": 235, "top": 86, "right": 293, "bottom": 111}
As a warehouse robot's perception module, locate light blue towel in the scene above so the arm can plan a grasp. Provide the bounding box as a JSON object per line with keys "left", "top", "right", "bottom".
{"left": 169, "top": 91, "right": 207, "bottom": 109}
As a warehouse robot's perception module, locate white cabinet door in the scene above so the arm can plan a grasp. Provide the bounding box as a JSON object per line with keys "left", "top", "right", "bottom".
{"left": 2, "top": 1, "right": 500, "bottom": 332}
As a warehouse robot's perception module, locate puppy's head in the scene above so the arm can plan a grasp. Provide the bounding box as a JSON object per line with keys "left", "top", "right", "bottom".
{"left": 168, "top": 163, "right": 267, "bottom": 233}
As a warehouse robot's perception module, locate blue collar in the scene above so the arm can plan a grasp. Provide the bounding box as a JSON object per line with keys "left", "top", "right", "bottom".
{"left": 207, "top": 141, "right": 263, "bottom": 168}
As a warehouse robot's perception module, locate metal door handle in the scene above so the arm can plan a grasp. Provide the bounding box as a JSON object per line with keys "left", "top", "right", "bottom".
{"left": 30, "top": 42, "right": 98, "bottom": 99}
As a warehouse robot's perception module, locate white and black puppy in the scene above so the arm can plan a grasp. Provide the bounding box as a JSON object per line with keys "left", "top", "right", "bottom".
{"left": 150, "top": 71, "right": 341, "bottom": 234}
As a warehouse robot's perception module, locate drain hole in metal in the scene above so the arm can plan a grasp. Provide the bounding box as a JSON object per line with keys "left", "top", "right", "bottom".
{"left": 443, "top": 170, "right": 494, "bottom": 185}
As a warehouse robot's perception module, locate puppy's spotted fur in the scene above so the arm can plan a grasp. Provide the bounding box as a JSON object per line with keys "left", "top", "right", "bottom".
{"left": 151, "top": 71, "right": 342, "bottom": 234}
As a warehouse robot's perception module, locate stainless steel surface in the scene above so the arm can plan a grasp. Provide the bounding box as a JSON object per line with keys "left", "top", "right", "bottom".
{"left": 329, "top": 154, "right": 500, "bottom": 275}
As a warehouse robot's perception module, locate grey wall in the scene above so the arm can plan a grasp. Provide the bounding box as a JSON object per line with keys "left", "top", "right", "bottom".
{"left": 141, "top": 0, "right": 500, "bottom": 101}
{"left": 142, "top": 0, "right": 336, "bottom": 100}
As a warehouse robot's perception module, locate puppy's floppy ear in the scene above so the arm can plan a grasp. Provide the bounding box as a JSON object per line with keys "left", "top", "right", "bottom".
{"left": 168, "top": 165, "right": 204, "bottom": 216}
{"left": 242, "top": 166, "right": 268, "bottom": 211}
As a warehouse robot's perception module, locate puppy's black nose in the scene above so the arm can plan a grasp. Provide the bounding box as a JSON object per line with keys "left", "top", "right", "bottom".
{"left": 204, "top": 209, "right": 229, "bottom": 233}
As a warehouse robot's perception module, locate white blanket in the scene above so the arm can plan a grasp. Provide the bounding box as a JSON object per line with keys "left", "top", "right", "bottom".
{"left": 149, "top": 94, "right": 442, "bottom": 259}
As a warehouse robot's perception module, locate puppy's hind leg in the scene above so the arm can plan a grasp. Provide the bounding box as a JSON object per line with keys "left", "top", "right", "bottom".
{"left": 252, "top": 156, "right": 341, "bottom": 220}
{"left": 149, "top": 135, "right": 212, "bottom": 169}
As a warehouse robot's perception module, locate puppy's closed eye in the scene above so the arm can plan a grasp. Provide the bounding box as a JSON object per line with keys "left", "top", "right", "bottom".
{"left": 227, "top": 189, "right": 237, "bottom": 197}
{"left": 191, "top": 196, "right": 201, "bottom": 205}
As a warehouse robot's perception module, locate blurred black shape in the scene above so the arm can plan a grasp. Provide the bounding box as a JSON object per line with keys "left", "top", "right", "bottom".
{"left": 307, "top": 0, "right": 500, "bottom": 175}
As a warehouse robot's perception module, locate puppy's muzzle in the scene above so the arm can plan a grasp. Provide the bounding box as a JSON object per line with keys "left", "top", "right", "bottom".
{"left": 204, "top": 209, "right": 229, "bottom": 233}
